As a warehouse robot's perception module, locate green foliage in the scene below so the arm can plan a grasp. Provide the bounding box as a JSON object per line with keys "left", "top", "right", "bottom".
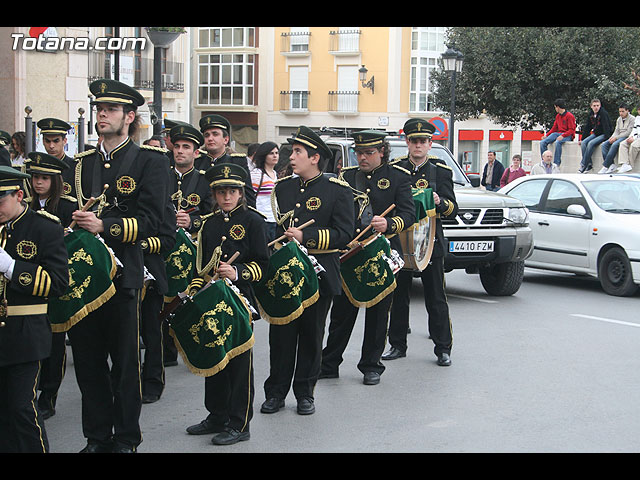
{"left": 433, "top": 27, "right": 640, "bottom": 130}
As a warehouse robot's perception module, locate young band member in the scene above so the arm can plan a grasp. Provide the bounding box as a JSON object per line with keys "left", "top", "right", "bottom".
{"left": 261, "top": 126, "right": 354, "bottom": 415}
{"left": 36, "top": 117, "right": 76, "bottom": 198}
{"left": 383, "top": 119, "right": 458, "bottom": 366}
{"left": 24, "top": 152, "right": 78, "bottom": 420}
{"left": 185, "top": 163, "right": 268, "bottom": 445}
{"left": 320, "top": 130, "right": 415, "bottom": 386}
{"left": 0, "top": 166, "right": 69, "bottom": 452}
{"left": 69, "top": 78, "right": 170, "bottom": 453}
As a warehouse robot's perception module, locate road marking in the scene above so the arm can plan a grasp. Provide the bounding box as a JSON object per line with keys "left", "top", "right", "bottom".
{"left": 571, "top": 314, "right": 640, "bottom": 328}
{"left": 447, "top": 294, "right": 498, "bottom": 304}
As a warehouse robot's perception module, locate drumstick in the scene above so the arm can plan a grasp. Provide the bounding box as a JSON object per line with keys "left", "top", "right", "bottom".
{"left": 267, "top": 219, "right": 315, "bottom": 247}
{"left": 349, "top": 203, "right": 396, "bottom": 246}
{"left": 212, "top": 251, "right": 240, "bottom": 281}
{"left": 67, "top": 184, "right": 109, "bottom": 230}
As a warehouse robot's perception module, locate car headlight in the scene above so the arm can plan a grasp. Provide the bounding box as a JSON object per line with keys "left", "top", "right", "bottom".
{"left": 505, "top": 207, "right": 529, "bottom": 226}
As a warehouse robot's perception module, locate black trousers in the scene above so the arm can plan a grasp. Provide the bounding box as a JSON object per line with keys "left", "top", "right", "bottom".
{"left": 67, "top": 288, "right": 142, "bottom": 449}
{"left": 0, "top": 360, "right": 48, "bottom": 453}
{"left": 140, "top": 284, "right": 165, "bottom": 397}
{"left": 162, "top": 303, "right": 178, "bottom": 364}
{"left": 388, "top": 256, "right": 453, "bottom": 356}
{"left": 321, "top": 292, "right": 394, "bottom": 376}
{"left": 38, "top": 331, "right": 67, "bottom": 411}
{"left": 264, "top": 294, "right": 333, "bottom": 400}
{"left": 204, "top": 347, "right": 253, "bottom": 433}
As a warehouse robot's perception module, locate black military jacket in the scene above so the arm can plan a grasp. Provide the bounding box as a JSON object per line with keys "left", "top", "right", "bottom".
{"left": 392, "top": 155, "right": 458, "bottom": 258}
{"left": 272, "top": 173, "right": 355, "bottom": 296}
{"left": 33, "top": 195, "right": 77, "bottom": 229}
{"left": 142, "top": 199, "right": 177, "bottom": 297}
{"left": 196, "top": 205, "right": 269, "bottom": 314}
{"left": 196, "top": 151, "right": 256, "bottom": 208}
{"left": 171, "top": 166, "right": 213, "bottom": 235}
{"left": 73, "top": 138, "right": 171, "bottom": 290}
{"left": 0, "top": 206, "right": 69, "bottom": 366}
{"left": 339, "top": 162, "right": 415, "bottom": 255}
{"left": 60, "top": 153, "right": 77, "bottom": 198}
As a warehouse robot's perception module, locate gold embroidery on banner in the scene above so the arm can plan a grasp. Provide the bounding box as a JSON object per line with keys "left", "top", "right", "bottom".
{"left": 354, "top": 249, "right": 388, "bottom": 287}
{"left": 265, "top": 257, "right": 306, "bottom": 299}
{"left": 189, "top": 302, "right": 235, "bottom": 348}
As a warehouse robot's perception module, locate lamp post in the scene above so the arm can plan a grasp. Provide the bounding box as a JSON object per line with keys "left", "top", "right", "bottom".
{"left": 359, "top": 65, "right": 375, "bottom": 94}
{"left": 441, "top": 46, "right": 464, "bottom": 158}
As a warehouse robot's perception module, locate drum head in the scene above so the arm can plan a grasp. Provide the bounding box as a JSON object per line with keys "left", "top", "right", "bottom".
{"left": 399, "top": 216, "right": 435, "bottom": 271}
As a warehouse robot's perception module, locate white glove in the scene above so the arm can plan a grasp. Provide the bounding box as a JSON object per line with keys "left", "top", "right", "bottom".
{"left": 0, "top": 247, "right": 15, "bottom": 279}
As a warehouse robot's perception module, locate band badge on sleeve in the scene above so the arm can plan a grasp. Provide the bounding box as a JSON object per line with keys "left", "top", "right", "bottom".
{"left": 16, "top": 240, "right": 37, "bottom": 260}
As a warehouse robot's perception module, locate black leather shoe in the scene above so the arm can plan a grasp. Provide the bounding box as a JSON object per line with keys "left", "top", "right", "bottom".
{"left": 381, "top": 346, "right": 406, "bottom": 361}
{"left": 437, "top": 352, "right": 452, "bottom": 366}
{"left": 142, "top": 393, "right": 160, "bottom": 404}
{"left": 79, "top": 442, "right": 112, "bottom": 453}
{"left": 260, "top": 397, "right": 285, "bottom": 414}
{"left": 186, "top": 418, "right": 226, "bottom": 435}
{"left": 211, "top": 428, "right": 250, "bottom": 445}
{"left": 112, "top": 443, "right": 136, "bottom": 453}
{"left": 297, "top": 397, "right": 315, "bottom": 415}
{"left": 363, "top": 372, "right": 381, "bottom": 385}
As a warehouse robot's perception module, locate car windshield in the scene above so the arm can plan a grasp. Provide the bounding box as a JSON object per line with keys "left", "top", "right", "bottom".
{"left": 583, "top": 180, "right": 640, "bottom": 213}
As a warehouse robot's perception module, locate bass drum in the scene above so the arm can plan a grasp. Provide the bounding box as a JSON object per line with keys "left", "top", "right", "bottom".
{"left": 398, "top": 216, "right": 435, "bottom": 272}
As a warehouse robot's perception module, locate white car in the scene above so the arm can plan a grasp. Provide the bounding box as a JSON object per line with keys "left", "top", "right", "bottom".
{"left": 499, "top": 174, "right": 640, "bottom": 296}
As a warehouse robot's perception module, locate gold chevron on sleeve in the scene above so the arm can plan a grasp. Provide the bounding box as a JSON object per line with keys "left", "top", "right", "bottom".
{"left": 32, "top": 266, "right": 52, "bottom": 297}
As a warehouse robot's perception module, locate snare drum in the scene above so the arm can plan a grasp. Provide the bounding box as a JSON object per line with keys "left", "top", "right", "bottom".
{"left": 398, "top": 216, "right": 435, "bottom": 271}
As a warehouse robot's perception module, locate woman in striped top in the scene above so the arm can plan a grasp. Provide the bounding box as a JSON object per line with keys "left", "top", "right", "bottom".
{"left": 250, "top": 141, "right": 279, "bottom": 242}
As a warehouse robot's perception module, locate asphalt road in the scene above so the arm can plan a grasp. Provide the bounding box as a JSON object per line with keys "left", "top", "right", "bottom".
{"left": 44, "top": 267, "right": 640, "bottom": 453}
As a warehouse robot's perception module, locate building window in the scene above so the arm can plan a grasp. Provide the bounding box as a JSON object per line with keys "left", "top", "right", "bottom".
{"left": 198, "top": 27, "right": 255, "bottom": 48}
{"left": 410, "top": 27, "right": 446, "bottom": 113}
{"left": 198, "top": 53, "right": 254, "bottom": 106}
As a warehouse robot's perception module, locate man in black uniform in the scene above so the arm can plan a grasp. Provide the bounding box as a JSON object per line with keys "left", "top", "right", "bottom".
{"left": 0, "top": 131, "right": 12, "bottom": 167}
{"left": 320, "top": 130, "right": 415, "bottom": 385}
{"left": 162, "top": 118, "right": 189, "bottom": 168}
{"left": 383, "top": 118, "right": 457, "bottom": 366}
{"left": 198, "top": 114, "right": 256, "bottom": 208}
{"left": 0, "top": 166, "right": 69, "bottom": 452}
{"left": 68, "top": 78, "right": 170, "bottom": 453}
{"left": 170, "top": 124, "right": 213, "bottom": 235}
{"left": 261, "top": 126, "right": 354, "bottom": 415}
{"left": 37, "top": 117, "right": 76, "bottom": 198}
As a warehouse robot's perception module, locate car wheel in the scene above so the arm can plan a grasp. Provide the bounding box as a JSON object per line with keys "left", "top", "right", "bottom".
{"left": 479, "top": 261, "right": 525, "bottom": 296}
{"left": 598, "top": 247, "right": 639, "bottom": 297}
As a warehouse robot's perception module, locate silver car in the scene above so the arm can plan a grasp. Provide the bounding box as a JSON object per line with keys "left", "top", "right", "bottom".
{"left": 500, "top": 174, "right": 640, "bottom": 296}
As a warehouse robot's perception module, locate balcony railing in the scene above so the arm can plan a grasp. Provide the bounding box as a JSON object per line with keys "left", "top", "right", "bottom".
{"left": 329, "top": 30, "right": 361, "bottom": 54}
{"left": 280, "top": 31, "right": 311, "bottom": 55}
{"left": 328, "top": 91, "right": 359, "bottom": 114}
{"left": 88, "top": 52, "right": 184, "bottom": 92}
{"left": 280, "top": 91, "right": 310, "bottom": 113}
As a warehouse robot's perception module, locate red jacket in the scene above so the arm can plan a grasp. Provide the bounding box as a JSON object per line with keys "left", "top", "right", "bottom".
{"left": 547, "top": 111, "right": 576, "bottom": 138}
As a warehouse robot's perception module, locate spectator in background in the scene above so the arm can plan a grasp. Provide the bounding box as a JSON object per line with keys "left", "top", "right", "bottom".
{"left": 11, "top": 131, "right": 26, "bottom": 167}
{"left": 540, "top": 98, "right": 576, "bottom": 166}
{"left": 531, "top": 150, "right": 560, "bottom": 175}
{"left": 599, "top": 105, "right": 635, "bottom": 173}
{"left": 250, "top": 141, "right": 279, "bottom": 242}
{"left": 500, "top": 154, "right": 526, "bottom": 187}
{"left": 481, "top": 150, "right": 505, "bottom": 191}
{"left": 617, "top": 112, "right": 640, "bottom": 173}
{"left": 0, "top": 131, "right": 12, "bottom": 167}
{"left": 578, "top": 99, "right": 612, "bottom": 173}
{"left": 247, "top": 142, "right": 260, "bottom": 170}
{"left": 143, "top": 135, "right": 164, "bottom": 149}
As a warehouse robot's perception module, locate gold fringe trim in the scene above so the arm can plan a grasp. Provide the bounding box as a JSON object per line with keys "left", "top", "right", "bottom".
{"left": 257, "top": 288, "right": 320, "bottom": 325}
{"left": 50, "top": 283, "right": 116, "bottom": 333}
{"left": 170, "top": 330, "right": 255, "bottom": 378}
{"left": 340, "top": 276, "right": 396, "bottom": 308}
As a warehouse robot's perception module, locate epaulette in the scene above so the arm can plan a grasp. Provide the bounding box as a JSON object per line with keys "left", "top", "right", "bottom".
{"left": 74, "top": 149, "right": 95, "bottom": 160}
{"left": 341, "top": 165, "right": 359, "bottom": 171}
{"left": 390, "top": 155, "right": 408, "bottom": 164}
{"left": 435, "top": 161, "right": 453, "bottom": 171}
{"left": 230, "top": 152, "right": 247, "bottom": 158}
{"left": 60, "top": 195, "right": 77, "bottom": 203}
{"left": 275, "top": 174, "right": 293, "bottom": 184}
{"left": 37, "top": 210, "right": 61, "bottom": 224}
{"left": 141, "top": 144, "right": 168, "bottom": 154}
{"left": 392, "top": 164, "right": 411, "bottom": 175}
{"left": 200, "top": 211, "right": 217, "bottom": 221}
{"left": 329, "top": 176, "right": 351, "bottom": 188}
{"left": 248, "top": 205, "right": 267, "bottom": 219}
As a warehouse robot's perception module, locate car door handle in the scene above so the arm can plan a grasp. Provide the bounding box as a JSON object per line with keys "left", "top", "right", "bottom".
{"left": 538, "top": 220, "right": 549, "bottom": 226}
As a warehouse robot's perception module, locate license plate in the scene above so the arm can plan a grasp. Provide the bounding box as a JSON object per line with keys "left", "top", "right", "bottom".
{"left": 449, "top": 240, "right": 494, "bottom": 253}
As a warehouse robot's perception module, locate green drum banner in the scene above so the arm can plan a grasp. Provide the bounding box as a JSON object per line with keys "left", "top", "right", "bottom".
{"left": 170, "top": 279, "right": 254, "bottom": 377}
{"left": 49, "top": 229, "right": 117, "bottom": 332}
{"left": 340, "top": 235, "right": 397, "bottom": 308}
{"left": 254, "top": 241, "right": 320, "bottom": 325}
{"left": 412, "top": 187, "right": 436, "bottom": 222}
{"left": 165, "top": 228, "right": 197, "bottom": 299}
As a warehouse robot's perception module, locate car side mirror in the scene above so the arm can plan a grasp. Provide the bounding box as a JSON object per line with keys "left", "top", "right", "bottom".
{"left": 567, "top": 204, "right": 586, "bottom": 216}
{"left": 467, "top": 173, "right": 481, "bottom": 187}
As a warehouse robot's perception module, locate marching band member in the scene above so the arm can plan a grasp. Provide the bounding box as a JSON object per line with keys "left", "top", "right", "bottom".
{"left": 320, "top": 130, "right": 415, "bottom": 386}
{"left": 0, "top": 166, "right": 69, "bottom": 452}
{"left": 185, "top": 162, "right": 268, "bottom": 445}
{"left": 383, "top": 119, "right": 458, "bottom": 366}
{"left": 24, "top": 152, "right": 78, "bottom": 420}
{"left": 197, "top": 114, "right": 256, "bottom": 208}
{"left": 68, "top": 79, "right": 170, "bottom": 453}
{"left": 36, "top": 117, "right": 77, "bottom": 198}
{"left": 261, "top": 126, "right": 354, "bottom": 415}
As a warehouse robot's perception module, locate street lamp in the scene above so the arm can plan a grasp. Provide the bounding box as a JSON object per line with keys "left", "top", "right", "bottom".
{"left": 441, "top": 46, "right": 464, "bottom": 158}
{"left": 359, "top": 65, "right": 375, "bottom": 94}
